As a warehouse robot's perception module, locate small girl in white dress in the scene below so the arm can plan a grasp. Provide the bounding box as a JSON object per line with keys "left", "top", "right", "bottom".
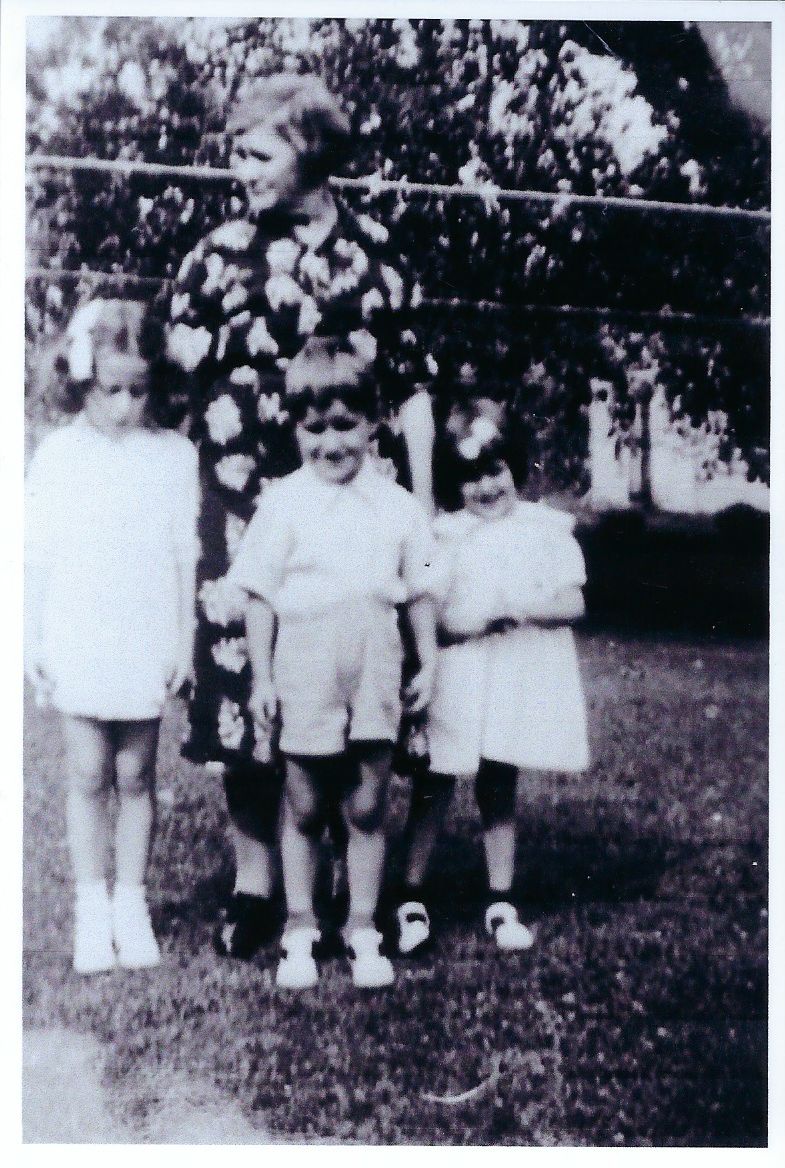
{"left": 397, "top": 417, "right": 589, "bottom": 955}
{"left": 25, "top": 299, "right": 199, "bottom": 974}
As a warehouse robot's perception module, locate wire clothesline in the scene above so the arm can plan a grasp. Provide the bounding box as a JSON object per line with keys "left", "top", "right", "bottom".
{"left": 27, "top": 153, "right": 771, "bottom": 223}
{"left": 24, "top": 267, "right": 769, "bottom": 331}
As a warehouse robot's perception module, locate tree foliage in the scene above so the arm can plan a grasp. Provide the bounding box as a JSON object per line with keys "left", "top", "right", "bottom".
{"left": 26, "top": 17, "right": 770, "bottom": 487}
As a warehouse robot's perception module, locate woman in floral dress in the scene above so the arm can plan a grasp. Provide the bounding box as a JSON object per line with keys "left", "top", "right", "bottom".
{"left": 165, "top": 73, "right": 436, "bottom": 956}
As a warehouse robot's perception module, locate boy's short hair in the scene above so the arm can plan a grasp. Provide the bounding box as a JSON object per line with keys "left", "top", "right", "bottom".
{"left": 285, "top": 335, "right": 379, "bottom": 423}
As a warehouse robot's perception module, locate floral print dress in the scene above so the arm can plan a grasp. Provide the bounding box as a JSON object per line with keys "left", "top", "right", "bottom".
{"left": 165, "top": 202, "right": 433, "bottom": 764}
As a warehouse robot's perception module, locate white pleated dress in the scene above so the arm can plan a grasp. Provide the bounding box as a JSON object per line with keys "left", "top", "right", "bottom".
{"left": 427, "top": 501, "right": 590, "bottom": 777}
{"left": 25, "top": 416, "right": 199, "bottom": 720}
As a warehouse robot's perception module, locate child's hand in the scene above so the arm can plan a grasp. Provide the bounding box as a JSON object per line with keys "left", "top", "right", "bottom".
{"left": 248, "top": 676, "right": 277, "bottom": 735}
{"left": 404, "top": 660, "right": 435, "bottom": 715}
{"left": 167, "top": 655, "right": 195, "bottom": 699}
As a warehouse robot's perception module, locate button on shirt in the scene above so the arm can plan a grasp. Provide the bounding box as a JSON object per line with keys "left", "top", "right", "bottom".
{"left": 230, "top": 460, "right": 434, "bottom": 618}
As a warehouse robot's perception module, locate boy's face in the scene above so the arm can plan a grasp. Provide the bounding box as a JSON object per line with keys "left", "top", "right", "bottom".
{"left": 461, "top": 461, "right": 516, "bottom": 520}
{"left": 296, "top": 398, "right": 373, "bottom": 485}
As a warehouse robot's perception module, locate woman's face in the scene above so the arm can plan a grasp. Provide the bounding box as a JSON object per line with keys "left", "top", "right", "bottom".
{"left": 461, "top": 461, "right": 517, "bottom": 521}
{"left": 229, "top": 125, "right": 303, "bottom": 215}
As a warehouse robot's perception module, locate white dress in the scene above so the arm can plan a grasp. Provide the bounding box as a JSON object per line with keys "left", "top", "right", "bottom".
{"left": 428, "top": 501, "right": 590, "bottom": 776}
{"left": 25, "top": 416, "right": 199, "bottom": 720}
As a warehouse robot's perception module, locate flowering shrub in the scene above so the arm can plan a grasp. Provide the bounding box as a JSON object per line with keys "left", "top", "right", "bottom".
{"left": 26, "top": 17, "right": 769, "bottom": 486}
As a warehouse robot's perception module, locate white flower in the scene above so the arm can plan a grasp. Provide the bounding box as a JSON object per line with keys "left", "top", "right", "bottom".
{"left": 362, "top": 287, "right": 385, "bottom": 319}
{"left": 471, "top": 416, "right": 500, "bottom": 446}
{"left": 215, "top": 453, "right": 255, "bottom": 492}
{"left": 258, "top": 392, "right": 286, "bottom": 423}
{"left": 350, "top": 247, "right": 369, "bottom": 278}
{"left": 265, "top": 273, "right": 302, "bottom": 311}
{"left": 225, "top": 513, "right": 248, "bottom": 561}
{"left": 299, "top": 251, "right": 331, "bottom": 288}
{"left": 348, "top": 329, "right": 378, "bottom": 363}
{"left": 176, "top": 249, "right": 199, "bottom": 285}
{"left": 201, "top": 253, "right": 225, "bottom": 295}
{"left": 138, "top": 196, "right": 154, "bottom": 219}
{"left": 214, "top": 324, "right": 230, "bottom": 362}
{"left": 380, "top": 265, "right": 404, "bottom": 310}
{"left": 217, "top": 697, "right": 245, "bottom": 750}
{"left": 222, "top": 284, "right": 247, "bottom": 313}
{"left": 266, "top": 238, "right": 300, "bottom": 273}
{"left": 411, "top": 283, "right": 423, "bottom": 308}
{"left": 166, "top": 323, "right": 212, "bottom": 372}
{"left": 458, "top": 434, "right": 482, "bottom": 460}
{"left": 199, "top": 575, "right": 246, "bottom": 626}
{"left": 357, "top": 213, "right": 389, "bottom": 244}
{"left": 211, "top": 220, "right": 256, "bottom": 251}
{"left": 205, "top": 395, "right": 243, "bottom": 445}
{"left": 118, "top": 60, "right": 148, "bottom": 110}
{"left": 211, "top": 637, "right": 248, "bottom": 674}
{"left": 359, "top": 111, "right": 382, "bottom": 136}
{"left": 425, "top": 353, "right": 439, "bottom": 377}
{"left": 228, "top": 309, "right": 251, "bottom": 330}
{"left": 170, "top": 291, "right": 190, "bottom": 321}
{"left": 297, "top": 295, "right": 322, "bottom": 335}
{"left": 229, "top": 365, "right": 259, "bottom": 387}
{"left": 246, "top": 317, "right": 278, "bottom": 357}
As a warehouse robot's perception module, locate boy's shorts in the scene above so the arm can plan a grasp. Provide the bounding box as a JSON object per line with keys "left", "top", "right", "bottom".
{"left": 273, "top": 599, "right": 403, "bottom": 757}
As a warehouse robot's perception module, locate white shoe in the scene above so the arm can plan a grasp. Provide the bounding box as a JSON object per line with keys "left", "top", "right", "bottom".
{"left": 112, "top": 885, "right": 161, "bottom": 969}
{"left": 346, "top": 926, "right": 394, "bottom": 988}
{"left": 485, "top": 901, "right": 535, "bottom": 951}
{"left": 276, "top": 926, "right": 321, "bottom": 990}
{"left": 73, "top": 884, "right": 116, "bottom": 974}
{"left": 396, "top": 901, "right": 431, "bottom": 955}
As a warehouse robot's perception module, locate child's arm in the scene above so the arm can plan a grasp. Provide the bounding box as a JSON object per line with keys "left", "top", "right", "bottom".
{"left": 398, "top": 391, "right": 436, "bottom": 519}
{"left": 168, "top": 442, "right": 199, "bottom": 695}
{"left": 245, "top": 596, "right": 277, "bottom": 733}
{"left": 403, "top": 594, "right": 437, "bottom": 714}
{"left": 517, "top": 584, "right": 585, "bottom": 627}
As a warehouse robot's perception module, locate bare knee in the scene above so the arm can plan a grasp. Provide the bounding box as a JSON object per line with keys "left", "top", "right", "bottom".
{"left": 69, "top": 761, "right": 111, "bottom": 801}
{"left": 285, "top": 780, "right": 324, "bottom": 837}
{"left": 346, "top": 787, "right": 385, "bottom": 833}
{"left": 115, "top": 751, "right": 154, "bottom": 798}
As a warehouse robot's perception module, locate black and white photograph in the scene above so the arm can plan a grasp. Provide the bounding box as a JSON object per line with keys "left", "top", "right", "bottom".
{"left": 5, "top": 0, "right": 780, "bottom": 1152}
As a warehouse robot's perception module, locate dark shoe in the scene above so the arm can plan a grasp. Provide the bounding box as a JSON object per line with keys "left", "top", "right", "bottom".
{"left": 213, "top": 893, "right": 279, "bottom": 959}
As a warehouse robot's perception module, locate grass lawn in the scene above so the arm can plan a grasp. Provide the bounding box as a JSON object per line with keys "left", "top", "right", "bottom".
{"left": 23, "top": 631, "right": 768, "bottom": 1146}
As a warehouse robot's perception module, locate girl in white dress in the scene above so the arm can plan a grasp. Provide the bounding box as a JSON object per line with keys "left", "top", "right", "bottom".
{"left": 396, "top": 417, "right": 589, "bottom": 955}
{"left": 25, "top": 300, "right": 199, "bottom": 974}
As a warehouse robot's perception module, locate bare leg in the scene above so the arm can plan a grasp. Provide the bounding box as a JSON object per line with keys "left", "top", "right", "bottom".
{"left": 281, "top": 756, "right": 326, "bottom": 929}
{"left": 401, "top": 772, "right": 455, "bottom": 888}
{"left": 344, "top": 742, "right": 392, "bottom": 931}
{"left": 475, "top": 760, "right": 518, "bottom": 894}
{"left": 114, "top": 719, "right": 160, "bottom": 886}
{"left": 61, "top": 715, "right": 113, "bottom": 884}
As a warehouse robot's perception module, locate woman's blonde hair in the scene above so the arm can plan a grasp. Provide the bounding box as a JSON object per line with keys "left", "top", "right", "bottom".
{"left": 226, "top": 73, "right": 352, "bottom": 188}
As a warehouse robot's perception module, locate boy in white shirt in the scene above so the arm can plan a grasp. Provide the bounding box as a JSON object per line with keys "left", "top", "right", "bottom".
{"left": 231, "top": 336, "right": 436, "bottom": 989}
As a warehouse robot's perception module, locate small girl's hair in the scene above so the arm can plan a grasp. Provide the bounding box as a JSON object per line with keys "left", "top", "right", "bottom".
{"left": 437, "top": 413, "right": 529, "bottom": 509}
{"left": 36, "top": 298, "right": 185, "bottom": 426}
{"left": 226, "top": 72, "right": 352, "bottom": 190}
{"left": 285, "top": 334, "right": 379, "bottom": 423}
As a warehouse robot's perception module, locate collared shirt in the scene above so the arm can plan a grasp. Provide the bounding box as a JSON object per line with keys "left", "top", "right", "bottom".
{"left": 230, "top": 459, "right": 433, "bottom": 618}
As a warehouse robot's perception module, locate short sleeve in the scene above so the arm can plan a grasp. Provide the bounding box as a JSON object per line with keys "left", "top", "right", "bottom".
{"left": 399, "top": 498, "right": 436, "bottom": 601}
{"left": 228, "top": 484, "right": 294, "bottom": 606}
{"left": 25, "top": 436, "right": 59, "bottom": 569}
{"left": 169, "top": 438, "right": 200, "bottom": 565}
{"left": 549, "top": 531, "right": 587, "bottom": 591}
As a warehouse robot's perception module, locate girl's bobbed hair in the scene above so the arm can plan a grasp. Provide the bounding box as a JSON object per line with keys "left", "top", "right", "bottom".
{"left": 36, "top": 298, "right": 186, "bottom": 427}
{"left": 436, "top": 413, "right": 530, "bottom": 510}
{"left": 226, "top": 73, "right": 352, "bottom": 190}
{"left": 285, "top": 333, "right": 379, "bottom": 423}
